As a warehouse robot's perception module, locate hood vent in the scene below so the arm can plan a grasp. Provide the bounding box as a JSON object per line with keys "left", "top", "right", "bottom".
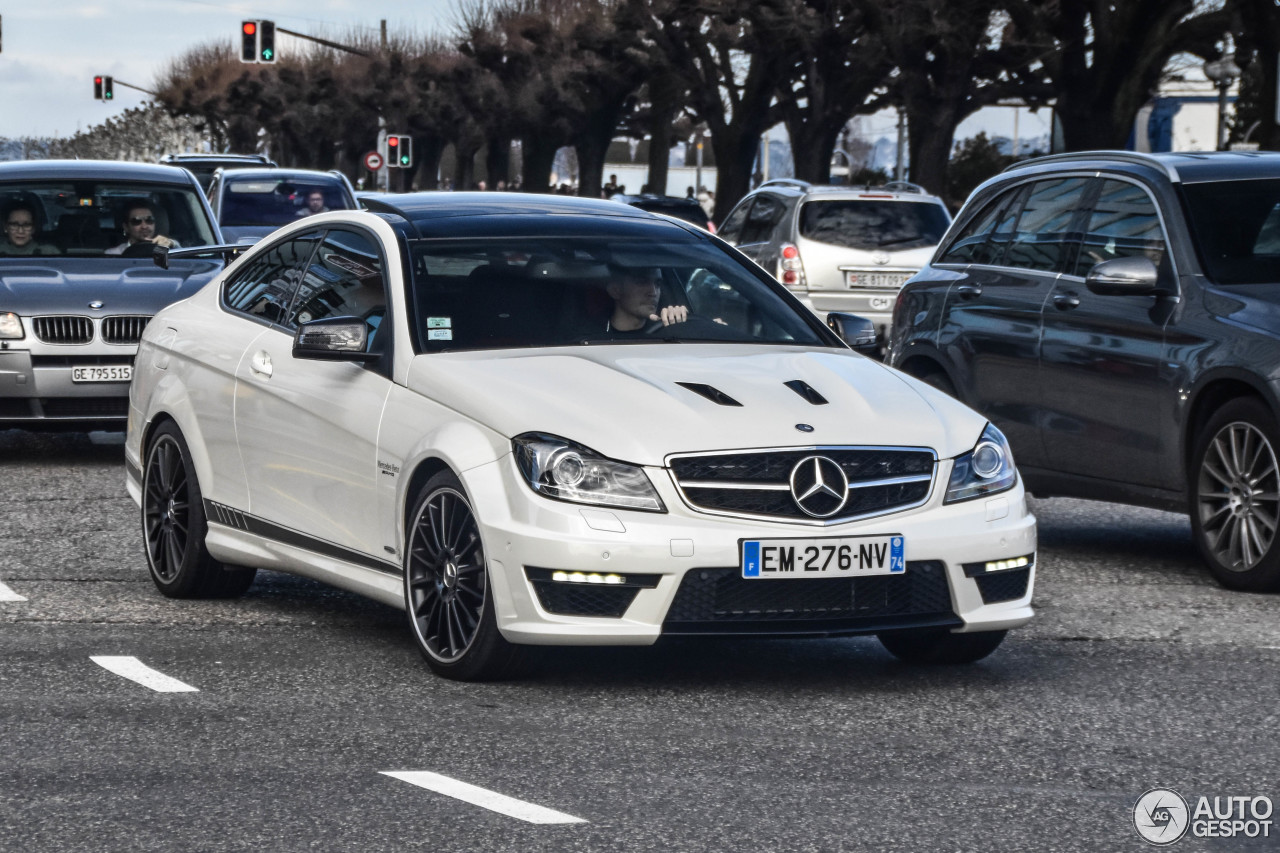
{"left": 784, "top": 379, "right": 829, "bottom": 405}
{"left": 677, "top": 382, "right": 742, "bottom": 407}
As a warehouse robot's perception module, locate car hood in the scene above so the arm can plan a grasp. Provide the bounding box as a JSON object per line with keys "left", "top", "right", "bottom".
{"left": 0, "top": 258, "right": 223, "bottom": 314}
{"left": 406, "top": 345, "right": 988, "bottom": 465}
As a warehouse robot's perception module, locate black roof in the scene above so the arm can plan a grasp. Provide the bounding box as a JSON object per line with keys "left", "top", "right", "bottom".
{"left": 0, "top": 159, "right": 202, "bottom": 186}
{"left": 360, "top": 191, "right": 676, "bottom": 238}
{"left": 218, "top": 167, "right": 349, "bottom": 183}
{"left": 1006, "top": 150, "right": 1280, "bottom": 184}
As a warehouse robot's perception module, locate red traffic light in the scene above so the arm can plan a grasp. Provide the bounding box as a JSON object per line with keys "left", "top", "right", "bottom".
{"left": 242, "top": 21, "right": 257, "bottom": 35}
{"left": 387, "top": 137, "right": 399, "bottom": 147}
{"left": 94, "top": 76, "right": 103, "bottom": 84}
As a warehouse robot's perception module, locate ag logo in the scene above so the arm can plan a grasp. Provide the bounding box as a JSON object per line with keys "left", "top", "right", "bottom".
{"left": 1134, "top": 788, "right": 1190, "bottom": 845}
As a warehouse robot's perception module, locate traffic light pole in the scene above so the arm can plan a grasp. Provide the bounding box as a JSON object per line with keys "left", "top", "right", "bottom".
{"left": 275, "top": 26, "right": 371, "bottom": 57}
{"left": 110, "top": 79, "right": 160, "bottom": 97}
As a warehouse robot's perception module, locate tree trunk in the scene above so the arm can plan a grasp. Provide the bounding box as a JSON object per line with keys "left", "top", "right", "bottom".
{"left": 904, "top": 100, "right": 963, "bottom": 202}
{"left": 414, "top": 137, "right": 447, "bottom": 190}
{"left": 788, "top": 119, "right": 842, "bottom": 184}
{"left": 522, "top": 134, "right": 559, "bottom": 193}
{"left": 485, "top": 136, "right": 512, "bottom": 188}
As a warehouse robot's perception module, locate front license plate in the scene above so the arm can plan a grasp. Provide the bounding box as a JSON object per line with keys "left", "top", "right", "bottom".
{"left": 845, "top": 271, "right": 910, "bottom": 289}
{"left": 741, "top": 536, "right": 905, "bottom": 578}
{"left": 71, "top": 365, "right": 132, "bottom": 383}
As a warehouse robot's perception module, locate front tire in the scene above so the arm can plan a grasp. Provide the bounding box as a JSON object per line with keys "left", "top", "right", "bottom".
{"left": 1190, "top": 397, "right": 1280, "bottom": 591}
{"left": 877, "top": 628, "right": 1007, "bottom": 664}
{"left": 142, "top": 422, "right": 256, "bottom": 598}
{"left": 404, "top": 472, "right": 524, "bottom": 680}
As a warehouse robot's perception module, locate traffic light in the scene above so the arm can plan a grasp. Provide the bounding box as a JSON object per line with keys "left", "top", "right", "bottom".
{"left": 93, "top": 76, "right": 103, "bottom": 100}
{"left": 388, "top": 135, "right": 412, "bottom": 168}
{"left": 102, "top": 76, "right": 113, "bottom": 100}
{"left": 258, "top": 20, "right": 276, "bottom": 63}
{"left": 240, "top": 21, "right": 258, "bottom": 63}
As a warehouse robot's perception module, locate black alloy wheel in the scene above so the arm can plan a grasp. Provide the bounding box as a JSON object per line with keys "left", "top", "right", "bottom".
{"left": 1191, "top": 397, "right": 1280, "bottom": 591}
{"left": 142, "top": 422, "right": 256, "bottom": 598}
{"left": 404, "top": 472, "right": 523, "bottom": 680}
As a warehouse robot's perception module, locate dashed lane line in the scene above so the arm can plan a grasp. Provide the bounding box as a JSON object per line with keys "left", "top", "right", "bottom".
{"left": 0, "top": 581, "right": 26, "bottom": 602}
{"left": 380, "top": 771, "right": 586, "bottom": 824}
{"left": 90, "top": 656, "right": 199, "bottom": 692}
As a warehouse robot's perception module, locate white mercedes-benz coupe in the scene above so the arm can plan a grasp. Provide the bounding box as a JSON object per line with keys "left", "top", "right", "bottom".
{"left": 125, "top": 192, "right": 1036, "bottom": 680}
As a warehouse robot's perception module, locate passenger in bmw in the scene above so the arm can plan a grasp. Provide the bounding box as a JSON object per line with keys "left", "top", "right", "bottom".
{"left": 602, "top": 265, "right": 688, "bottom": 335}
{"left": 1, "top": 200, "right": 59, "bottom": 256}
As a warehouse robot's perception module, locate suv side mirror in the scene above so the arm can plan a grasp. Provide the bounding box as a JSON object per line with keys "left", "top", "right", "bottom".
{"left": 1085, "top": 256, "right": 1160, "bottom": 296}
{"left": 826, "top": 312, "right": 880, "bottom": 356}
{"left": 293, "top": 316, "right": 380, "bottom": 363}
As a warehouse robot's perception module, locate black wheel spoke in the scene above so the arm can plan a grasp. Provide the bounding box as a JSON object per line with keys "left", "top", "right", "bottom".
{"left": 406, "top": 484, "right": 487, "bottom": 666}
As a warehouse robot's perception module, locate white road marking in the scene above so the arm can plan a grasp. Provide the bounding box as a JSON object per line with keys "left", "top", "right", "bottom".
{"left": 380, "top": 771, "right": 586, "bottom": 824}
{"left": 90, "top": 656, "right": 199, "bottom": 692}
{"left": 0, "top": 581, "right": 27, "bottom": 602}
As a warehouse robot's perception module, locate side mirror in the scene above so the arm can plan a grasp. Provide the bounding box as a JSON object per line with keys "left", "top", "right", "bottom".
{"left": 1085, "top": 255, "right": 1161, "bottom": 296}
{"left": 826, "top": 312, "right": 880, "bottom": 357}
{"left": 293, "top": 316, "right": 380, "bottom": 363}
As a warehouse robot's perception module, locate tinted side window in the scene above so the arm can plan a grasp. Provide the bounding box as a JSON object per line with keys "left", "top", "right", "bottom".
{"left": 739, "top": 195, "right": 787, "bottom": 244}
{"left": 286, "top": 229, "right": 387, "bottom": 340}
{"left": 1002, "top": 177, "right": 1089, "bottom": 272}
{"left": 717, "top": 201, "right": 751, "bottom": 243}
{"left": 939, "top": 189, "right": 1019, "bottom": 264}
{"left": 222, "top": 233, "right": 323, "bottom": 325}
{"left": 1071, "top": 179, "right": 1166, "bottom": 277}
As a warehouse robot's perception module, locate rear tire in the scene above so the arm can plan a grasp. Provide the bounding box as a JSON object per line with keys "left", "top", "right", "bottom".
{"left": 142, "top": 422, "right": 256, "bottom": 598}
{"left": 877, "top": 628, "right": 1007, "bottom": 664}
{"left": 403, "top": 471, "right": 524, "bottom": 681}
{"left": 1189, "top": 397, "right": 1280, "bottom": 591}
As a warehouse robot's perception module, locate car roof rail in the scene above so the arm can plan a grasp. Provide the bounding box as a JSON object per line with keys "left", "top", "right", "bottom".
{"left": 1002, "top": 150, "right": 1178, "bottom": 180}
{"left": 759, "top": 178, "right": 811, "bottom": 191}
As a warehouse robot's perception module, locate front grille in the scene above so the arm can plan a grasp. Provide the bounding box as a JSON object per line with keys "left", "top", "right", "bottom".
{"left": 974, "top": 568, "right": 1031, "bottom": 603}
{"left": 0, "top": 399, "right": 35, "bottom": 418}
{"left": 33, "top": 316, "right": 93, "bottom": 344}
{"left": 102, "top": 315, "right": 150, "bottom": 344}
{"left": 669, "top": 447, "right": 935, "bottom": 523}
{"left": 31, "top": 355, "right": 135, "bottom": 367}
{"left": 39, "top": 397, "right": 128, "bottom": 418}
{"left": 663, "top": 560, "right": 957, "bottom": 635}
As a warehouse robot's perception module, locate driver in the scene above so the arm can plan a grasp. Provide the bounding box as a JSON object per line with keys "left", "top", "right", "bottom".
{"left": 105, "top": 200, "right": 180, "bottom": 255}
{"left": 604, "top": 265, "right": 688, "bottom": 334}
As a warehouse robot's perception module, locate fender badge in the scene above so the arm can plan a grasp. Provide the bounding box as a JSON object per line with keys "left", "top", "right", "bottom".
{"left": 795, "top": 423, "right": 815, "bottom": 433}
{"left": 88, "top": 301, "right": 104, "bottom": 310}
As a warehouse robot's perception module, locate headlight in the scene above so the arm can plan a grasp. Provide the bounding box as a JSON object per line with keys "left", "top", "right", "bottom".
{"left": 944, "top": 423, "right": 1017, "bottom": 503}
{"left": 513, "top": 433, "right": 665, "bottom": 512}
{"left": 0, "top": 312, "right": 23, "bottom": 340}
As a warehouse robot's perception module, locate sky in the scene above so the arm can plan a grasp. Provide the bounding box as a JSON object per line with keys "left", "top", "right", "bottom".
{"left": 0, "top": 0, "right": 1047, "bottom": 151}
{"left": 0, "top": 0, "right": 456, "bottom": 139}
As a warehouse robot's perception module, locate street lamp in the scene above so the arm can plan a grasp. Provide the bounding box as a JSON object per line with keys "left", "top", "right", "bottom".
{"left": 1204, "top": 49, "right": 1242, "bottom": 151}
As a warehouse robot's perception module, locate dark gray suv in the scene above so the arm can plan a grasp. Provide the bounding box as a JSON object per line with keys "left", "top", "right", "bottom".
{"left": 889, "top": 150, "right": 1280, "bottom": 592}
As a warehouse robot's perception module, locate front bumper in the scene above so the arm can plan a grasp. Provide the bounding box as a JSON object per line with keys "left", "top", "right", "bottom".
{"left": 464, "top": 454, "right": 1036, "bottom": 646}
{"left": 0, "top": 346, "right": 135, "bottom": 426}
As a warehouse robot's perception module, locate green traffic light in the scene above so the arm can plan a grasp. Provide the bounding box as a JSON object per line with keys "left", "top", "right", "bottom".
{"left": 400, "top": 156, "right": 409, "bottom": 165}
{"left": 261, "top": 49, "right": 273, "bottom": 60}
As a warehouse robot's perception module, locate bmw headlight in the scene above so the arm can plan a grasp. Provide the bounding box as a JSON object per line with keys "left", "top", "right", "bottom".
{"left": 944, "top": 423, "right": 1017, "bottom": 503}
{"left": 513, "top": 433, "right": 666, "bottom": 512}
{"left": 0, "top": 312, "right": 23, "bottom": 340}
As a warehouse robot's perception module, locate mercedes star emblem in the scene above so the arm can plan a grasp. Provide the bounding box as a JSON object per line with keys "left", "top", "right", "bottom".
{"left": 789, "top": 455, "right": 849, "bottom": 518}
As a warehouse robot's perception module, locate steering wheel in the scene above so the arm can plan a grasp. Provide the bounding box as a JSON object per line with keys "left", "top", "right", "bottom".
{"left": 120, "top": 241, "right": 157, "bottom": 259}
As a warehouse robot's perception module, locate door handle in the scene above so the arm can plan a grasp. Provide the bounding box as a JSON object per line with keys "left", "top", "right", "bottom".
{"left": 956, "top": 283, "right": 982, "bottom": 299}
{"left": 250, "top": 350, "right": 273, "bottom": 378}
{"left": 1052, "top": 292, "right": 1081, "bottom": 311}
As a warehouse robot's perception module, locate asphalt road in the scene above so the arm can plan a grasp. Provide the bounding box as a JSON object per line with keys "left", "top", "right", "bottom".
{"left": 2, "top": 429, "right": 1278, "bottom": 852}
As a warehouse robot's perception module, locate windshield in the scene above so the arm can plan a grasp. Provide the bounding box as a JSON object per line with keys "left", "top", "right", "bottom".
{"left": 220, "top": 178, "right": 352, "bottom": 226}
{"left": 1181, "top": 179, "right": 1280, "bottom": 285}
{"left": 408, "top": 236, "right": 831, "bottom": 352}
{"left": 0, "top": 180, "right": 217, "bottom": 257}
{"left": 799, "top": 199, "right": 950, "bottom": 251}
